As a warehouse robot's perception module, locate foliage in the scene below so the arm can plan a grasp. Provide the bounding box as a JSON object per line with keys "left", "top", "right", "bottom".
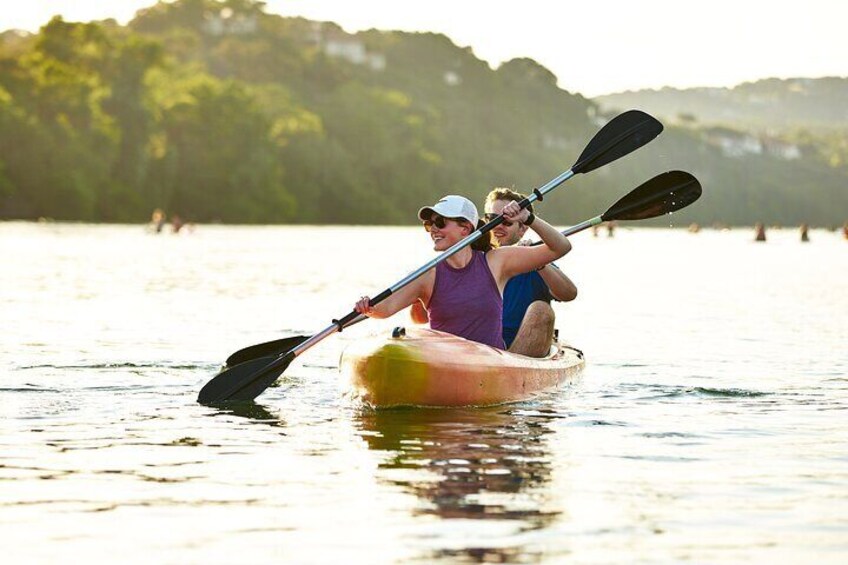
{"left": 0, "top": 0, "right": 845, "bottom": 226}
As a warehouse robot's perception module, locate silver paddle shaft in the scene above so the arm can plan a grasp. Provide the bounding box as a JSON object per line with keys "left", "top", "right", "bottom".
{"left": 289, "top": 168, "right": 577, "bottom": 359}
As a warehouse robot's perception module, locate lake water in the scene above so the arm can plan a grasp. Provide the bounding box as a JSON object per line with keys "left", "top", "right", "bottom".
{"left": 1, "top": 222, "right": 846, "bottom": 563}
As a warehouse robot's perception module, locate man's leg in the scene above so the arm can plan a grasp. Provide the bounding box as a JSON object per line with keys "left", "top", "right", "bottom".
{"left": 508, "top": 301, "right": 555, "bottom": 358}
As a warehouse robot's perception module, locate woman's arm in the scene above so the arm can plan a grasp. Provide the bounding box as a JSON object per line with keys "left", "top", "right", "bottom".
{"left": 354, "top": 271, "right": 433, "bottom": 319}
{"left": 491, "top": 202, "right": 572, "bottom": 281}
{"left": 409, "top": 299, "right": 430, "bottom": 324}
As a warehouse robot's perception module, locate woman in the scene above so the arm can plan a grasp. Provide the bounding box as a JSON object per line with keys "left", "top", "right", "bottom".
{"left": 354, "top": 194, "right": 571, "bottom": 350}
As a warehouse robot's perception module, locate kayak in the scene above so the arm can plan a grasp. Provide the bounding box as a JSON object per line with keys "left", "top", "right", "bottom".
{"left": 340, "top": 327, "right": 584, "bottom": 408}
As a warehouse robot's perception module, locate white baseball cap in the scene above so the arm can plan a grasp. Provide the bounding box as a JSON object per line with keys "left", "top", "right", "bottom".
{"left": 418, "top": 195, "right": 479, "bottom": 226}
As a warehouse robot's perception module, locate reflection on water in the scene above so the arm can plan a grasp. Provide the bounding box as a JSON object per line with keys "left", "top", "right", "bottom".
{"left": 358, "top": 408, "right": 562, "bottom": 562}
{"left": 211, "top": 401, "right": 284, "bottom": 426}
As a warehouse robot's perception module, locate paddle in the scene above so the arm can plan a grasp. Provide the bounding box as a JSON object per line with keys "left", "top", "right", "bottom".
{"left": 197, "top": 109, "right": 663, "bottom": 404}
{"left": 223, "top": 170, "right": 700, "bottom": 367}
{"left": 224, "top": 315, "right": 366, "bottom": 367}
{"left": 530, "top": 170, "right": 702, "bottom": 244}
{"left": 225, "top": 335, "right": 310, "bottom": 368}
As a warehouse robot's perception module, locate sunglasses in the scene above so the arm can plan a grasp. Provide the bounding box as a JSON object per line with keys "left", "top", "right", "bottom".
{"left": 483, "top": 213, "right": 514, "bottom": 227}
{"left": 422, "top": 215, "right": 448, "bottom": 231}
{"left": 423, "top": 215, "right": 469, "bottom": 232}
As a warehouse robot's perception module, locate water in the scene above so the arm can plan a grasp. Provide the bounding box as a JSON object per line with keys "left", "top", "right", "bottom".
{"left": 1, "top": 222, "right": 846, "bottom": 563}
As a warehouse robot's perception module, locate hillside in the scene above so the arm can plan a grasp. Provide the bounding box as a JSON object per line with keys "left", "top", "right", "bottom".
{"left": 1, "top": 0, "right": 846, "bottom": 227}
{"left": 596, "top": 77, "right": 848, "bottom": 131}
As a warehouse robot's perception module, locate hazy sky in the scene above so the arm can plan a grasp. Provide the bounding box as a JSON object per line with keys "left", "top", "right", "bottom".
{"left": 1, "top": 0, "right": 846, "bottom": 97}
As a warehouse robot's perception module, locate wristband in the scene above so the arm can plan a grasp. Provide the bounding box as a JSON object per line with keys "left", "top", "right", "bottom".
{"left": 524, "top": 213, "right": 535, "bottom": 226}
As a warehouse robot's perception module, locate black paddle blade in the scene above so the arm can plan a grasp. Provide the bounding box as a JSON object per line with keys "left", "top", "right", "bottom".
{"left": 602, "top": 170, "right": 701, "bottom": 222}
{"left": 226, "top": 335, "right": 309, "bottom": 367}
{"left": 571, "top": 110, "right": 663, "bottom": 174}
{"left": 197, "top": 353, "right": 294, "bottom": 405}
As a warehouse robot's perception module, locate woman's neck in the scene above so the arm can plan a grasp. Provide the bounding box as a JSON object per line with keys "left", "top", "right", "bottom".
{"left": 445, "top": 246, "right": 473, "bottom": 269}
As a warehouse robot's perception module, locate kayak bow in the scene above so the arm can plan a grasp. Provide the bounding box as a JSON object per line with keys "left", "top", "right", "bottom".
{"left": 340, "top": 327, "right": 584, "bottom": 408}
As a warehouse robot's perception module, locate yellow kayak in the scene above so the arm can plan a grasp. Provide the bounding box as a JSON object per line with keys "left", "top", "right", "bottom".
{"left": 340, "top": 327, "right": 584, "bottom": 408}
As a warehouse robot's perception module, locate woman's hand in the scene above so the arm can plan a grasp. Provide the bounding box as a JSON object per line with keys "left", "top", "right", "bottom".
{"left": 500, "top": 200, "right": 531, "bottom": 226}
{"left": 354, "top": 296, "right": 374, "bottom": 316}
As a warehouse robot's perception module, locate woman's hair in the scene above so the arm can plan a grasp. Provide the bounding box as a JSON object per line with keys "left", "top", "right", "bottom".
{"left": 467, "top": 219, "right": 493, "bottom": 252}
{"left": 485, "top": 187, "right": 534, "bottom": 214}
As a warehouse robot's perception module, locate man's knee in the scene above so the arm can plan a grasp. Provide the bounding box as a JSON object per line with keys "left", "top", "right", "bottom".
{"left": 524, "top": 301, "right": 554, "bottom": 328}
{"left": 508, "top": 301, "right": 556, "bottom": 358}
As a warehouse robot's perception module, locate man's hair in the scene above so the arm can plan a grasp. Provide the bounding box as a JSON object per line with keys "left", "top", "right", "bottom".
{"left": 486, "top": 187, "right": 534, "bottom": 214}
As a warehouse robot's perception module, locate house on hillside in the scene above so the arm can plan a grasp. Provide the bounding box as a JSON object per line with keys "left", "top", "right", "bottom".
{"left": 202, "top": 8, "right": 258, "bottom": 36}
{"left": 310, "top": 24, "right": 385, "bottom": 71}
{"left": 443, "top": 71, "right": 461, "bottom": 86}
{"left": 704, "top": 128, "right": 763, "bottom": 158}
{"left": 762, "top": 138, "right": 801, "bottom": 160}
{"left": 325, "top": 38, "right": 385, "bottom": 71}
{"left": 704, "top": 127, "right": 801, "bottom": 160}
{"left": 542, "top": 133, "right": 569, "bottom": 150}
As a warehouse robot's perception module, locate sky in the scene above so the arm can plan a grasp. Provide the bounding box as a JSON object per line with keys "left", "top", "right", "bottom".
{"left": 1, "top": 0, "right": 846, "bottom": 97}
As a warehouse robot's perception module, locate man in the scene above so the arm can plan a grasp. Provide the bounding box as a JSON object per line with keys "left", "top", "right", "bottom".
{"left": 484, "top": 187, "right": 577, "bottom": 357}
{"left": 410, "top": 187, "right": 577, "bottom": 358}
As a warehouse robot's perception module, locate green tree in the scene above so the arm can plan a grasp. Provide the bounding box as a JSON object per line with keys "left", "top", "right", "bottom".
{"left": 100, "top": 35, "right": 164, "bottom": 218}
{"left": 156, "top": 78, "right": 294, "bottom": 222}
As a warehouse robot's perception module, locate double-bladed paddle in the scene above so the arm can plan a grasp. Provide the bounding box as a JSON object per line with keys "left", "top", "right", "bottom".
{"left": 221, "top": 170, "right": 701, "bottom": 368}
{"left": 531, "top": 170, "right": 702, "bottom": 244}
{"left": 197, "top": 109, "right": 663, "bottom": 404}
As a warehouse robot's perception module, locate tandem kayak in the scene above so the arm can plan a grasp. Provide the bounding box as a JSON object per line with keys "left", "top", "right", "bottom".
{"left": 340, "top": 327, "right": 584, "bottom": 408}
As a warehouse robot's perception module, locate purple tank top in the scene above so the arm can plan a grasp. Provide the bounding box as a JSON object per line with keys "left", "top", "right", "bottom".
{"left": 427, "top": 251, "right": 505, "bottom": 350}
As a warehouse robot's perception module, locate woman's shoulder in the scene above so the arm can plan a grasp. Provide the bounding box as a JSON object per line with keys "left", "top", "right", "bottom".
{"left": 479, "top": 247, "right": 505, "bottom": 265}
{"left": 483, "top": 245, "right": 511, "bottom": 272}
{"left": 485, "top": 245, "right": 520, "bottom": 262}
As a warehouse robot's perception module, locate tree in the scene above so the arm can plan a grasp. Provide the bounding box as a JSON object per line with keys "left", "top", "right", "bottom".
{"left": 100, "top": 34, "right": 164, "bottom": 217}
{"left": 156, "top": 78, "right": 294, "bottom": 222}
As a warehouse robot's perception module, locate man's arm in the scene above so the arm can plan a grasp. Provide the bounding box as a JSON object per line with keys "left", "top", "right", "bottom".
{"left": 538, "top": 263, "right": 577, "bottom": 302}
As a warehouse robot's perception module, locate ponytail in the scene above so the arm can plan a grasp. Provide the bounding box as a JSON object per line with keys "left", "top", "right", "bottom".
{"left": 470, "top": 219, "right": 494, "bottom": 252}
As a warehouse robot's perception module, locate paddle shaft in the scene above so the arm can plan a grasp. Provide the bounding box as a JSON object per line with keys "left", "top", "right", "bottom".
{"left": 283, "top": 169, "right": 575, "bottom": 363}
{"left": 561, "top": 217, "right": 602, "bottom": 238}
{"left": 224, "top": 217, "right": 595, "bottom": 366}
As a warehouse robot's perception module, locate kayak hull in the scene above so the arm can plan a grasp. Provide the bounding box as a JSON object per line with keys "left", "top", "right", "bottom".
{"left": 340, "top": 328, "right": 584, "bottom": 408}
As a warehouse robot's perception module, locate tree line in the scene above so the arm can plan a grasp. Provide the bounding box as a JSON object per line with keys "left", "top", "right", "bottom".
{"left": 1, "top": 0, "right": 845, "bottom": 227}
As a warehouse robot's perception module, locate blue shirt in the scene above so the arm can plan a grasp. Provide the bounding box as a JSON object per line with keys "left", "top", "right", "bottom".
{"left": 502, "top": 268, "right": 554, "bottom": 347}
